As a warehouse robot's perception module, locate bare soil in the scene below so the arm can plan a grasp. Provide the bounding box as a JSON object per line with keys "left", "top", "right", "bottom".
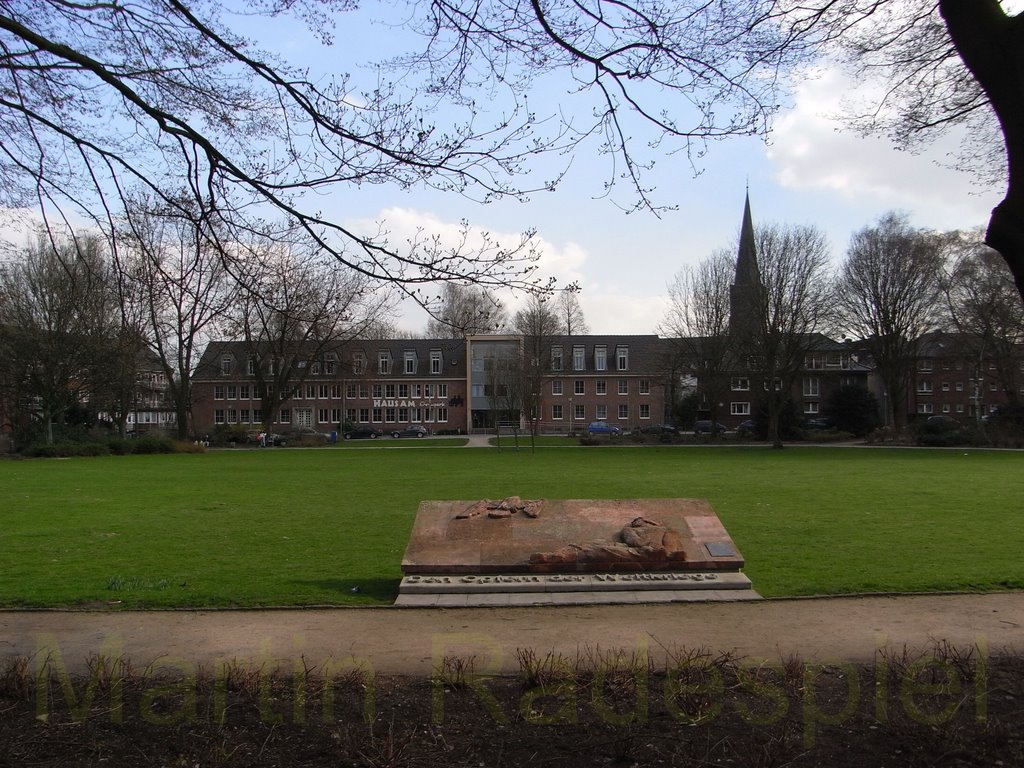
{"left": 2, "top": 593, "right": 1024, "bottom": 766}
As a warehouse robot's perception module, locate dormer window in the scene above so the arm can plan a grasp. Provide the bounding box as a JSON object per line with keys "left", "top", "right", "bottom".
{"left": 594, "top": 345, "right": 607, "bottom": 371}
{"left": 379, "top": 350, "right": 392, "bottom": 374}
{"left": 404, "top": 350, "right": 417, "bottom": 374}
{"left": 430, "top": 350, "right": 442, "bottom": 374}
{"left": 572, "top": 345, "right": 585, "bottom": 371}
{"left": 352, "top": 352, "right": 366, "bottom": 375}
{"left": 551, "top": 346, "right": 563, "bottom": 371}
{"left": 616, "top": 346, "right": 629, "bottom": 371}
{"left": 220, "top": 355, "right": 234, "bottom": 375}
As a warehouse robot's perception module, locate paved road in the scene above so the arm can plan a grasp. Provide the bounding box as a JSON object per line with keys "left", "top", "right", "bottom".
{"left": 3, "top": 593, "right": 1022, "bottom": 677}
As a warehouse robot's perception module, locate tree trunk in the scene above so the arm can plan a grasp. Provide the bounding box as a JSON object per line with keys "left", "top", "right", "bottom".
{"left": 940, "top": 1, "right": 1024, "bottom": 300}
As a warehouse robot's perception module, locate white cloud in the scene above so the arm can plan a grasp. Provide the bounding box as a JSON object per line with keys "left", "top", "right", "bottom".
{"left": 767, "top": 66, "right": 1001, "bottom": 231}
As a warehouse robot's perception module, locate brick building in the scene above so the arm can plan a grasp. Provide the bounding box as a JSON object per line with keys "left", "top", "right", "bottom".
{"left": 191, "top": 334, "right": 672, "bottom": 436}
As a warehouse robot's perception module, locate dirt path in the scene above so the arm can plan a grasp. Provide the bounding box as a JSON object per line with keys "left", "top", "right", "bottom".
{"left": 3, "top": 592, "right": 1022, "bottom": 676}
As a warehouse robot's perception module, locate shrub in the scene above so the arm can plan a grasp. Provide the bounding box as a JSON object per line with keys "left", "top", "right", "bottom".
{"left": 132, "top": 435, "right": 175, "bottom": 454}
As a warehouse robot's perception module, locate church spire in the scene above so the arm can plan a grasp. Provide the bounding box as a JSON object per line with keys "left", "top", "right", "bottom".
{"left": 729, "top": 190, "right": 763, "bottom": 337}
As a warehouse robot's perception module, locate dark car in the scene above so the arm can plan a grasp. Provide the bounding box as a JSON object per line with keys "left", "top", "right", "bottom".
{"left": 800, "top": 418, "right": 830, "bottom": 431}
{"left": 636, "top": 423, "right": 679, "bottom": 435}
{"left": 585, "top": 421, "right": 622, "bottom": 436}
{"left": 693, "top": 420, "right": 727, "bottom": 435}
{"left": 391, "top": 425, "right": 430, "bottom": 438}
{"left": 736, "top": 419, "right": 757, "bottom": 437}
{"left": 344, "top": 426, "right": 383, "bottom": 439}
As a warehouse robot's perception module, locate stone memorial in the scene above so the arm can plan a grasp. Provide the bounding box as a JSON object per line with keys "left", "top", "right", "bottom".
{"left": 396, "top": 498, "right": 759, "bottom": 606}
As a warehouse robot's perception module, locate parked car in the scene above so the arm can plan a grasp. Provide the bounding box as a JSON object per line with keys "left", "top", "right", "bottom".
{"left": 344, "top": 427, "right": 383, "bottom": 439}
{"left": 585, "top": 421, "right": 622, "bottom": 436}
{"left": 391, "top": 425, "right": 430, "bottom": 438}
{"left": 636, "top": 423, "right": 679, "bottom": 435}
{"left": 693, "top": 420, "right": 727, "bottom": 435}
{"left": 736, "top": 419, "right": 757, "bottom": 437}
{"left": 800, "top": 417, "right": 830, "bottom": 431}
{"left": 287, "top": 427, "right": 330, "bottom": 442}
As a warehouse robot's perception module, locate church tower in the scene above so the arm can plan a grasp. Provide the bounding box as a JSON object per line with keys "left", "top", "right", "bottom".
{"left": 728, "top": 191, "right": 764, "bottom": 339}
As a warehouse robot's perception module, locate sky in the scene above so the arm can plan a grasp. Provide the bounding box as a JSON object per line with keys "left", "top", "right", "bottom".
{"left": 255, "top": 3, "right": 1008, "bottom": 337}
{"left": 1, "top": 2, "right": 1012, "bottom": 338}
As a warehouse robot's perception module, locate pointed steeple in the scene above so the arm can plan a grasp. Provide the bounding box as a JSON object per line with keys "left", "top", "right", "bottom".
{"left": 729, "top": 190, "right": 764, "bottom": 337}
{"left": 734, "top": 191, "right": 759, "bottom": 288}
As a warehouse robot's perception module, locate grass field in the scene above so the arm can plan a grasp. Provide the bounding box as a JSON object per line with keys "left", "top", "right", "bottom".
{"left": 1, "top": 445, "right": 1022, "bottom": 608}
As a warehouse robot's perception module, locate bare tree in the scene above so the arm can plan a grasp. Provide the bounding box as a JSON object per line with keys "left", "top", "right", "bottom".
{"left": 556, "top": 291, "right": 589, "bottom": 337}
{"left": 750, "top": 223, "right": 836, "bottom": 448}
{"left": 425, "top": 284, "right": 508, "bottom": 338}
{"left": 837, "top": 213, "right": 949, "bottom": 429}
{"left": 512, "top": 293, "right": 565, "bottom": 442}
{"left": 224, "top": 231, "right": 393, "bottom": 429}
{"left": 944, "top": 230, "right": 1024, "bottom": 406}
{"left": 660, "top": 251, "right": 734, "bottom": 433}
{"left": 0, "top": 232, "right": 118, "bottom": 445}
{"left": 117, "top": 194, "right": 234, "bottom": 439}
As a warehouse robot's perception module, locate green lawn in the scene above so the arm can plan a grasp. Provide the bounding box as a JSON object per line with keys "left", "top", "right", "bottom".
{"left": 1, "top": 446, "right": 1021, "bottom": 607}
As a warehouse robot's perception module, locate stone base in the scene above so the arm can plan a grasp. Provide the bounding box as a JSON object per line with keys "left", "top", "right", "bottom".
{"left": 393, "top": 571, "right": 761, "bottom": 607}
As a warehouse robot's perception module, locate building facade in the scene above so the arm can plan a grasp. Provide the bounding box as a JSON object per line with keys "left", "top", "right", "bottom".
{"left": 191, "top": 334, "right": 672, "bottom": 436}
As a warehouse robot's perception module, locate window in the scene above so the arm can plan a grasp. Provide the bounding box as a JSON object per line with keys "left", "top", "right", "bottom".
{"left": 404, "top": 351, "right": 417, "bottom": 374}
{"left": 324, "top": 354, "right": 337, "bottom": 375}
{"left": 215, "top": 409, "right": 225, "bottom": 424}
{"left": 917, "top": 403, "right": 934, "bottom": 414}
{"left": 941, "top": 382, "right": 950, "bottom": 392}
{"left": 252, "top": 408, "right": 262, "bottom": 423}
{"left": 227, "top": 385, "right": 237, "bottom": 400}
{"left": 247, "top": 357, "right": 256, "bottom": 375}
{"left": 955, "top": 382, "right": 964, "bottom": 392}
{"left": 346, "top": 408, "right": 357, "bottom": 423}
{"left": 346, "top": 384, "right": 357, "bottom": 399}
{"left": 372, "top": 384, "right": 383, "bottom": 398}
{"left": 437, "top": 407, "right": 448, "bottom": 423}
{"left": 378, "top": 351, "right": 392, "bottom": 374}
{"left": 306, "top": 384, "right": 316, "bottom": 399}
{"left": 763, "top": 378, "right": 782, "bottom": 391}
{"left": 802, "top": 377, "right": 820, "bottom": 397}
{"left": 385, "top": 408, "right": 396, "bottom": 422}
{"left": 956, "top": 404, "right": 964, "bottom": 413}
{"left": 805, "top": 355, "right": 824, "bottom": 369}
{"left": 618, "top": 379, "right": 628, "bottom": 395}
{"left": 639, "top": 380, "right": 650, "bottom": 395}
{"left": 596, "top": 380, "right": 607, "bottom": 395}
{"left": 358, "top": 408, "right": 370, "bottom": 423}
{"left": 595, "top": 346, "right": 607, "bottom": 371}
{"left": 279, "top": 409, "right": 291, "bottom": 424}
{"left": 918, "top": 359, "right": 933, "bottom": 372}
{"left": 311, "top": 362, "right": 320, "bottom": 375}
{"left": 574, "top": 404, "right": 586, "bottom": 420}
{"left": 573, "top": 346, "right": 585, "bottom": 371}
{"left": 616, "top": 346, "right": 629, "bottom": 371}
{"left": 239, "top": 385, "right": 251, "bottom": 400}
{"left": 574, "top": 380, "right": 586, "bottom": 396}
{"left": 430, "top": 350, "right": 442, "bottom": 374}
{"left": 399, "top": 407, "right": 409, "bottom": 421}
{"left": 731, "top": 378, "right": 750, "bottom": 391}
{"left": 214, "top": 385, "right": 225, "bottom": 400}
{"left": 438, "top": 384, "right": 448, "bottom": 398}
{"left": 220, "top": 355, "right": 234, "bottom": 375}
{"left": 731, "top": 402, "right": 751, "bottom": 416}
{"left": 552, "top": 404, "right": 563, "bottom": 420}
{"left": 372, "top": 408, "right": 383, "bottom": 422}
{"left": 318, "top": 409, "right": 329, "bottom": 424}
{"left": 618, "top": 404, "right": 628, "bottom": 420}
{"left": 358, "top": 385, "right": 369, "bottom": 399}
{"left": 593, "top": 404, "right": 605, "bottom": 420}
{"left": 804, "top": 402, "right": 819, "bottom": 414}
{"left": 638, "top": 404, "right": 650, "bottom": 419}
{"left": 917, "top": 381, "right": 933, "bottom": 394}
{"left": 331, "top": 409, "right": 342, "bottom": 423}
{"left": 942, "top": 404, "right": 950, "bottom": 413}
{"left": 412, "top": 384, "right": 422, "bottom": 398}
{"left": 399, "top": 384, "right": 410, "bottom": 398}
{"left": 424, "top": 384, "right": 432, "bottom": 397}
{"left": 352, "top": 353, "right": 366, "bottom": 374}
{"left": 551, "top": 346, "right": 563, "bottom": 371}
{"left": 551, "top": 380, "right": 563, "bottom": 396}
